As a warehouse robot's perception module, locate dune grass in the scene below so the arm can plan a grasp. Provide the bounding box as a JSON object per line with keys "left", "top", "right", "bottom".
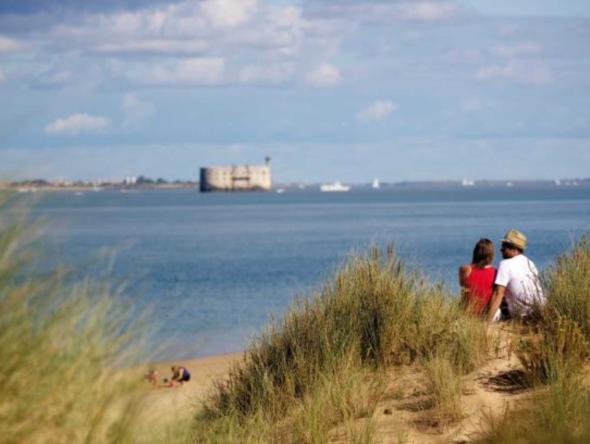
{"left": 543, "top": 236, "right": 590, "bottom": 344}
{"left": 193, "top": 246, "right": 491, "bottom": 441}
{"left": 477, "top": 371, "right": 590, "bottom": 444}
{"left": 511, "top": 237, "right": 590, "bottom": 385}
{"left": 193, "top": 238, "right": 590, "bottom": 442}
{"left": 478, "top": 237, "right": 590, "bottom": 443}
{"left": 516, "top": 314, "right": 588, "bottom": 385}
{"left": 192, "top": 357, "right": 385, "bottom": 444}
{"left": 0, "top": 195, "right": 167, "bottom": 444}
{"left": 421, "top": 354, "right": 464, "bottom": 426}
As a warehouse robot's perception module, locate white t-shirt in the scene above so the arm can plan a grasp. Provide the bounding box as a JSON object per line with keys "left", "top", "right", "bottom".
{"left": 495, "top": 254, "right": 545, "bottom": 316}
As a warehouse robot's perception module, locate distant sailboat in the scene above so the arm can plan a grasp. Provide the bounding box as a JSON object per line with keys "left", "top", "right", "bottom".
{"left": 320, "top": 181, "right": 350, "bottom": 192}
{"left": 372, "top": 178, "right": 380, "bottom": 189}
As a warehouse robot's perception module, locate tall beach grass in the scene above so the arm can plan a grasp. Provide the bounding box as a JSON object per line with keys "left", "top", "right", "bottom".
{"left": 194, "top": 246, "right": 491, "bottom": 441}
{"left": 543, "top": 236, "right": 590, "bottom": 344}
{"left": 194, "top": 237, "right": 590, "bottom": 442}
{"left": 478, "top": 236, "right": 590, "bottom": 443}
{"left": 0, "top": 195, "right": 159, "bottom": 444}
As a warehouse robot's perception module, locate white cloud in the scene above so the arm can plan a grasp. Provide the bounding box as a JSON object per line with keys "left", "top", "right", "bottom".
{"left": 2, "top": 1, "right": 332, "bottom": 88}
{"left": 357, "top": 100, "right": 397, "bottom": 122}
{"left": 306, "top": 1, "right": 465, "bottom": 24}
{"left": 201, "top": 0, "right": 258, "bottom": 29}
{"left": 144, "top": 58, "right": 225, "bottom": 85}
{"left": 396, "top": 1, "right": 461, "bottom": 22}
{"left": 45, "top": 0, "right": 300, "bottom": 56}
{"left": 305, "top": 63, "right": 341, "bottom": 87}
{"left": 122, "top": 94, "right": 156, "bottom": 127}
{"left": 45, "top": 113, "right": 110, "bottom": 135}
{"left": 31, "top": 0, "right": 315, "bottom": 88}
{"left": 477, "top": 60, "right": 553, "bottom": 86}
{"left": 0, "top": 35, "right": 21, "bottom": 52}
{"left": 92, "top": 39, "right": 209, "bottom": 56}
{"left": 492, "top": 42, "right": 542, "bottom": 58}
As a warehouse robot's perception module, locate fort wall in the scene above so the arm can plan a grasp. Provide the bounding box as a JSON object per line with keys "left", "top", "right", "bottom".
{"left": 199, "top": 160, "right": 272, "bottom": 192}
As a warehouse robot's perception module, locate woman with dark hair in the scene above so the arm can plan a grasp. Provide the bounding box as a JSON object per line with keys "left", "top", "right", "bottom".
{"left": 459, "top": 238, "right": 497, "bottom": 317}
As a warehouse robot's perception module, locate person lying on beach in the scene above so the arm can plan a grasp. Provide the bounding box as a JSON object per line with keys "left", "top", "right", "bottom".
{"left": 168, "top": 365, "right": 191, "bottom": 387}
{"left": 459, "top": 238, "right": 497, "bottom": 318}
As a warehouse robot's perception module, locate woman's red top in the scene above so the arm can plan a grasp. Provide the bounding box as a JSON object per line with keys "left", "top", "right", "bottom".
{"left": 464, "top": 265, "right": 496, "bottom": 315}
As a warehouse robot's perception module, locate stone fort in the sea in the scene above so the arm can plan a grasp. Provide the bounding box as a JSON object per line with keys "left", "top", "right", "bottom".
{"left": 199, "top": 157, "right": 272, "bottom": 192}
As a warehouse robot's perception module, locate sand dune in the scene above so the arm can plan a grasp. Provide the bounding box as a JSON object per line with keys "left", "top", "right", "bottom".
{"left": 137, "top": 327, "right": 534, "bottom": 443}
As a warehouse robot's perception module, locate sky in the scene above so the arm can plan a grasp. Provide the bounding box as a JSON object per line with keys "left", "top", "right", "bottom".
{"left": 0, "top": 0, "right": 589, "bottom": 182}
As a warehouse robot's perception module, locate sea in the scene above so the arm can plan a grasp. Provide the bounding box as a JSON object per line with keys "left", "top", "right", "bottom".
{"left": 24, "top": 186, "right": 590, "bottom": 360}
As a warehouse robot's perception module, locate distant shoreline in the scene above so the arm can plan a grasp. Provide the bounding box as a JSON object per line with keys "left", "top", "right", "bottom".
{"left": 2, "top": 177, "right": 589, "bottom": 192}
{"left": 0, "top": 183, "right": 197, "bottom": 192}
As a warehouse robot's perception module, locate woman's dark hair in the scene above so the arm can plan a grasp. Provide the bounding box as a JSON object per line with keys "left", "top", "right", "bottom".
{"left": 472, "top": 238, "right": 494, "bottom": 268}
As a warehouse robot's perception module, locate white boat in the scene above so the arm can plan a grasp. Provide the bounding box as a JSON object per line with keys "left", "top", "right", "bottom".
{"left": 372, "top": 178, "right": 380, "bottom": 189}
{"left": 320, "top": 181, "right": 350, "bottom": 192}
{"left": 461, "top": 178, "right": 475, "bottom": 187}
{"left": 276, "top": 188, "right": 285, "bottom": 194}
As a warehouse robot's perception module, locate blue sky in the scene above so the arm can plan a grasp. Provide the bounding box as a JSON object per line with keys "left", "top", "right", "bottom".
{"left": 0, "top": 0, "right": 589, "bottom": 182}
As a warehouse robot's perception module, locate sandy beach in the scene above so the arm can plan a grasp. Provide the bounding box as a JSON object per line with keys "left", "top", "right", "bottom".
{"left": 138, "top": 352, "right": 242, "bottom": 428}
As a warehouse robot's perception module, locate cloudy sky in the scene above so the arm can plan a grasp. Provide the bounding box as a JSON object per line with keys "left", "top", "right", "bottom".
{"left": 0, "top": 0, "right": 589, "bottom": 182}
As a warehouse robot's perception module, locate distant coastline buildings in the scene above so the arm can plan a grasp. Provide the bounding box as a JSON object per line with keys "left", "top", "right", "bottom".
{"left": 199, "top": 157, "right": 272, "bottom": 192}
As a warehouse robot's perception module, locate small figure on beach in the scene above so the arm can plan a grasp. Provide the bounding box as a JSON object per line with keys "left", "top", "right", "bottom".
{"left": 486, "top": 229, "right": 545, "bottom": 322}
{"left": 169, "top": 365, "right": 191, "bottom": 387}
{"left": 459, "top": 238, "right": 497, "bottom": 317}
{"left": 146, "top": 369, "right": 160, "bottom": 386}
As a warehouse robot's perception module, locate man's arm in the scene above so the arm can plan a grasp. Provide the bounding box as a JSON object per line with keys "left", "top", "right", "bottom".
{"left": 487, "top": 285, "right": 506, "bottom": 322}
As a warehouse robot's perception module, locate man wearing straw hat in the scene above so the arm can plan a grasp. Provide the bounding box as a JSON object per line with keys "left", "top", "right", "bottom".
{"left": 487, "top": 229, "right": 545, "bottom": 322}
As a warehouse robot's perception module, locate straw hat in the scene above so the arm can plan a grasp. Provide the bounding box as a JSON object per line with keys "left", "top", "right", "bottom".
{"left": 501, "top": 229, "right": 527, "bottom": 251}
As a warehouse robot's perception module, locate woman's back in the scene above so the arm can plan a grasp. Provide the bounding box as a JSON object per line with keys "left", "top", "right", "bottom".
{"left": 464, "top": 265, "right": 496, "bottom": 315}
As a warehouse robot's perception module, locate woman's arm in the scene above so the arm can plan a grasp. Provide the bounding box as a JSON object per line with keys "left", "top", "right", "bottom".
{"left": 458, "top": 264, "right": 471, "bottom": 287}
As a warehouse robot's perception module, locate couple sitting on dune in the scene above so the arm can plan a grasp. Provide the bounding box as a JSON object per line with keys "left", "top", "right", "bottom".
{"left": 459, "top": 229, "right": 545, "bottom": 322}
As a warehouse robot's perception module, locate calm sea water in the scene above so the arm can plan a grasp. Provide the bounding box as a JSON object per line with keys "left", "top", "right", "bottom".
{"left": 28, "top": 186, "right": 590, "bottom": 359}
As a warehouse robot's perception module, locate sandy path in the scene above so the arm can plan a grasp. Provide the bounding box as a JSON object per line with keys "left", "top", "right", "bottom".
{"left": 367, "top": 326, "right": 530, "bottom": 443}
